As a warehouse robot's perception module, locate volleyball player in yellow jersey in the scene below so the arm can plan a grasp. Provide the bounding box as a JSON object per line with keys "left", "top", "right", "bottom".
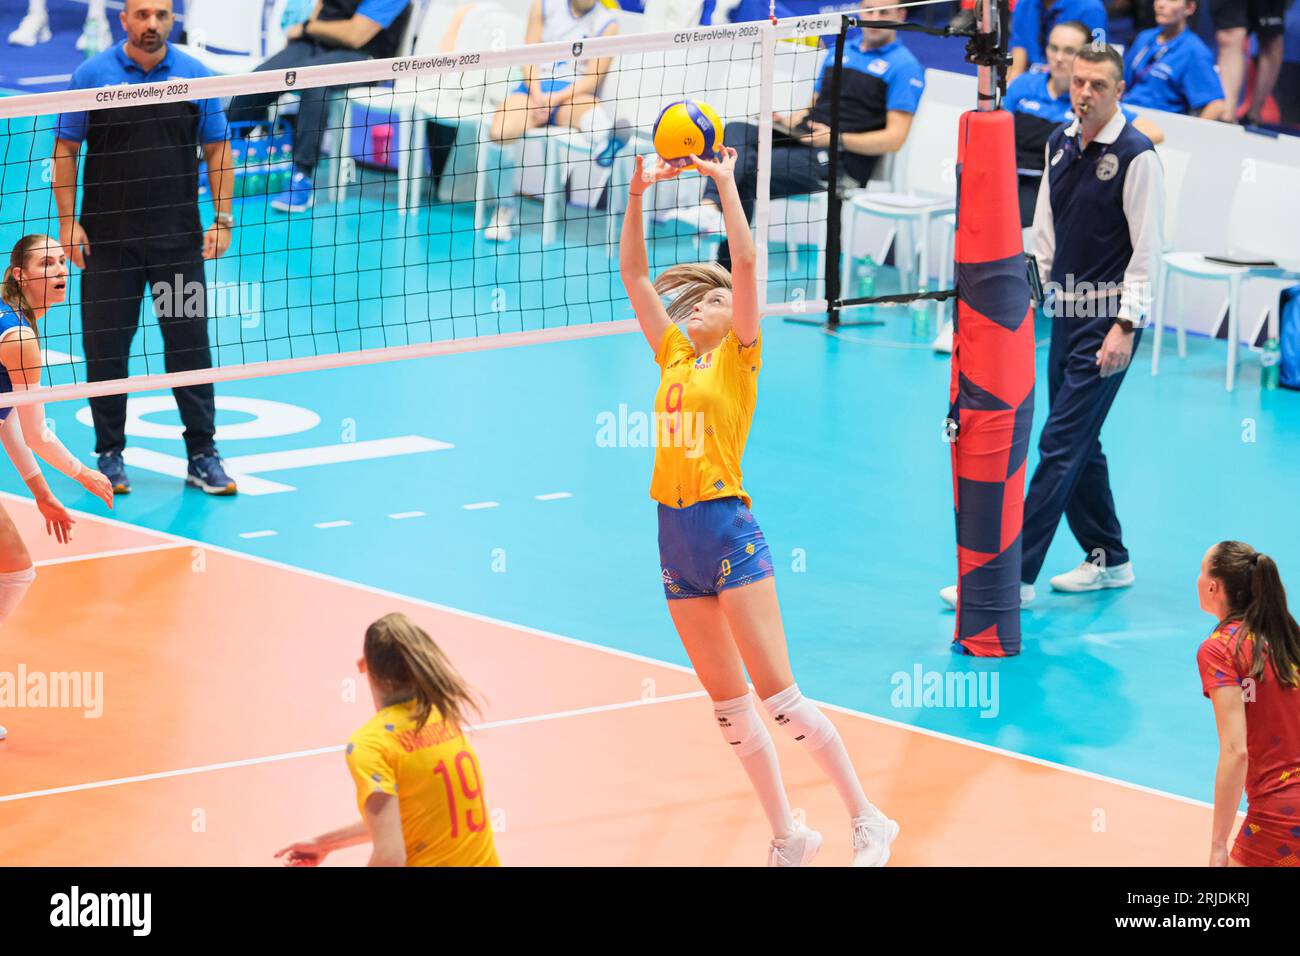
{"left": 621, "top": 149, "right": 899, "bottom": 867}
{"left": 277, "top": 613, "right": 499, "bottom": 867}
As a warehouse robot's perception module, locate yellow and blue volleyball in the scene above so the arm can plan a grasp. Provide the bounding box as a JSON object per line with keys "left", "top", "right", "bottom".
{"left": 653, "top": 99, "right": 724, "bottom": 166}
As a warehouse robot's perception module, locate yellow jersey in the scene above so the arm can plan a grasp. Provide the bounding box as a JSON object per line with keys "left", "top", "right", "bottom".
{"left": 649, "top": 323, "right": 762, "bottom": 509}
{"left": 346, "top": 701, "right": 500, "bottom": 867}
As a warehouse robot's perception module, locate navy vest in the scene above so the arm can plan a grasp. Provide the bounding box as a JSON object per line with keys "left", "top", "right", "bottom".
{"left": 1045, "top": 117, "right": 1154, "bottom": 293}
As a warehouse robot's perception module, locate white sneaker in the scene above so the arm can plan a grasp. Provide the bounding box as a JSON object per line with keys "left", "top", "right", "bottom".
{"left": 1049, "top": 560, "right": 1134, "bottom": 593}
{"left": 932, "top": 320, "right": 953, "bottom": 354}
{"left": 76, "top": 15, "right": 112, "bottom": 52}
{"left": 851, "top": 811, "right": 900, "bottom": 867}
{"left": 484, "top": 204, "right": 514, "bottom": 242}
{"left": 939, "top": 583, "right": 1035, "bottom": 608}
{"left": 767, "top": 820, "right": 822, "bottom": 867}
{"left": 8, "top": 12, "right": 51, "bottom": 46}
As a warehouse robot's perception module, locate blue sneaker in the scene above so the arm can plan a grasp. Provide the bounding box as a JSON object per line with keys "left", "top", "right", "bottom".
{"left": 270, "top": 171, "right": 314, "bottom": 213}
{"left": 595, "top": 117, "right": 634, "bottom": 169}
{"left": 97, "top": 452, "right": 131, "bottom": 495}
{"left": 186, "top": 453, "right": 238, "bottom": 496}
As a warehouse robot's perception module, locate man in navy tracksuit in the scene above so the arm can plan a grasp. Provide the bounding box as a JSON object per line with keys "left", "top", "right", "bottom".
{"left": 1023, "top": 44, "right": 1164, "bottom": 599}
{"left": 940, "top": 45, "right": 1163, "bottom": 610}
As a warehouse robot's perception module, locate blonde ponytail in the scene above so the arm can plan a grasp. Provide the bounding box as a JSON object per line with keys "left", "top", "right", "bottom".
{"left": 363, "top": 612, "right": 484, "bottom": 732}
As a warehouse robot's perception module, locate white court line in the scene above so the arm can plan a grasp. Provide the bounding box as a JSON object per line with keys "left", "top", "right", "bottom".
{"left": 0, "top": 490, "right": 1219, "bottom": 813}
{"left": 462, "top": 502, "right": 499, "bottom": 510}
{"left": 0, "top": 692, "right": 708, "bottom": 804}
{"left": 535, "top": 492, "right": 573, "bottom": 501}
{"left": 388, "top": 511, "right": 426, "bottom": 520}
{"left": 314, "top": 521, "right": 352, "bottom": 529}
{"left": 240, "top": 531, "right": 278, "bottom": 539}
{"left": 33, "top": 542, "right": 190, "bottom": 568}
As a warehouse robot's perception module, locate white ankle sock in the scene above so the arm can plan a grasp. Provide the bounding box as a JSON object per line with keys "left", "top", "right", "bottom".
{"left": 0, "top": 566, "right": 36, "bottom": 626}
{"left": 763, "top": 684, "right": 875, "bottom": 819}
{"left": 714, "top": 693, "right": 795, "bottom": 840}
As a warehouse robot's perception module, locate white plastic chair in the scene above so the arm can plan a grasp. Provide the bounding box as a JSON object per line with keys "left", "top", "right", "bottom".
{"left": 339, "top": 3, "right": 522, "bottom": 213}
{"left": 175, "top": 0, "right": 289, "bottom": 74}
{"left": 841, "top": 72, "right": 961, "bottom": 297}
{"left": 1150, "top": 157, "right": 1300, "bottom": 391}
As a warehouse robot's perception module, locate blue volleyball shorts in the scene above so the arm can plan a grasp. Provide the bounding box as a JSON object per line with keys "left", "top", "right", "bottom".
{"left": 657, "top": 497, "right": 775, "bottom": 600}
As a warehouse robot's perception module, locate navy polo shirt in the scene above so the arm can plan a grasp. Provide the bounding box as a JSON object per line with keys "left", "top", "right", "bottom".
{"left": 1005, "top": 70, "right": 1139, "bottom": 175}
{"left": 1010, "top": 0, "right": 1108, "bottom": 65}
{"left": 1044, "top": 118, "right": 1155, "bottom": 293}
{"left": 1122, "top": 27, "right": 1224, "bottom": 115}
{"left": 56, "top": 43, "right": 228, "bottom": 246}
{"left": 808, "top": 38, "right": 924, "bottom": 184}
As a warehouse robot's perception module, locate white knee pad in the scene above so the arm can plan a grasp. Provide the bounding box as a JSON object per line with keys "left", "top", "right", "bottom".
{"left": 713, "top": 693, "right": 772, "bottom": 758}
{"left": 763, "top": 684, "right": 837, "bottom": 750}
{"left": 0, "top": 565, "right": 36, "bottom": 625}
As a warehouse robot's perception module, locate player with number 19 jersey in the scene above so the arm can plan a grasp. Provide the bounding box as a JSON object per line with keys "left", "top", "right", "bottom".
{"left": 346, "top": 701, "right": 500, "bottom": 867}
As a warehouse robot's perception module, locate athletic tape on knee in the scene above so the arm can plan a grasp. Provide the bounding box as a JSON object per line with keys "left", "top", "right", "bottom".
{"left": 713, "top": 693, "right": 772, "bottom": 758}
{"left": 763, "top": 684, "right": 837, "bottom": 750}
{"left": 0, "top": 565, "right": 36, "bottom": 624}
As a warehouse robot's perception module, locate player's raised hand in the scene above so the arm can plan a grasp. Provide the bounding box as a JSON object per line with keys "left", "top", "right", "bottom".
{"left": 688, "top": 146, "right": 737, "bottom": 182}
{"left": 630, "top": 154, "right": 683, "bottom": 197}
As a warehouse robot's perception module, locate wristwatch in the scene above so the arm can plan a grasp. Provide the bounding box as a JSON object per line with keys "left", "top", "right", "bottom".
{"left": 213, "top": 212, "right": 235, "bottom": 228}
{"left": 1114, "top": 318, "right": 1134, "bottom": 334}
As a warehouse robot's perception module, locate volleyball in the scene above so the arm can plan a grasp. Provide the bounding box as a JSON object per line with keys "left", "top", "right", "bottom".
{"left": 653, "top": 98, "right": 725, "bottom": 167}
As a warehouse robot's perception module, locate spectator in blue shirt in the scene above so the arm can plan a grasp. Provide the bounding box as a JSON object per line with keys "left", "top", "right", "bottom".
{"left": 1009, "top": 0, "right": 1109, "bottom": 82}
{"left": 702, "top": 0, "right": 925, "bottom": 270}
{"left": 52, "top": 0, "right": 238, "bottom": 497}
{"left": 1123, "top": 0, "right": 1228, "bottom": 119}
{"left": 226, "top": 0, "right": 413, "bottom": 214}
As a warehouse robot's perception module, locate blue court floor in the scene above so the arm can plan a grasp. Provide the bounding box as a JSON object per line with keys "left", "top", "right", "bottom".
{"left": 5, "top": 185, "right": 1300, "bottom": 812}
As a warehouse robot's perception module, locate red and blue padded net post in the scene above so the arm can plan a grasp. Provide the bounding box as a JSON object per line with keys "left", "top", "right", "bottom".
{"left": 949, "top": 108, "right": 1036, "bottom": 657}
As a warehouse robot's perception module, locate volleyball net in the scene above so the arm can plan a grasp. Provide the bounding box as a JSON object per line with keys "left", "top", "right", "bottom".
{"left": 0, "top": 12, "right": 852, "bottom": 409}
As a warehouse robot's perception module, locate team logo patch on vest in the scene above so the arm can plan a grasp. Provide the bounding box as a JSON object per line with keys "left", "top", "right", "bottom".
{"left": 1096, "top": 154, "right": 1119, "bottom": 181}
{"left": 867, "top": 58, "right": 889, "bottom": 76}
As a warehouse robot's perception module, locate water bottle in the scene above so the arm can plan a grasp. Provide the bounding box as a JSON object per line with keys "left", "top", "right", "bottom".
{"left": 911, "top": 293, "right": 930, "bottom": 339}
{"left": 1261, "top": 337, "right": 1281, "bottom": 391}
{"left": 230, "top": 144, "right": 246, "bottom": 198}
{"left": 80, "top": 19, "right": 103, "bottom": 59}
{"left": 245, "top": 129, "right": 269, "bottom": 195}
{"left": 855, "top": 255, "right": 877, "bottom": 299}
